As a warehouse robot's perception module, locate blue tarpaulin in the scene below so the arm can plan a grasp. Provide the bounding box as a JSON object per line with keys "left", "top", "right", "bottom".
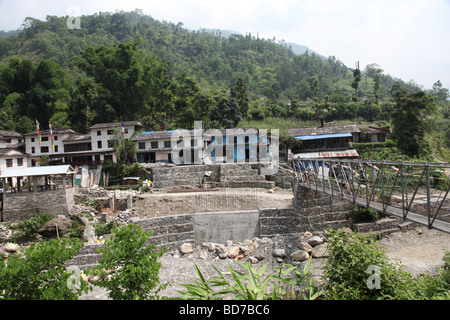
{"left": 294, "top": 132, "right": 352, "bottom": 141}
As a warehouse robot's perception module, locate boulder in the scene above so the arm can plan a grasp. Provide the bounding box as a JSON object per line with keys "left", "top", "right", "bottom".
{"left": 203, "top": 243, "right": 216, "bottom": 252}
{"left": 312, "top": 243, "right": 329, "bottom": 258}
{"left": 307, "top": 236, "right": 324, "bottom": 247}
{"left": 273, "top": 248, "right": 286, "bottom": 257}
{"left": 299, "top": 242, "right": 313, "bottom": 254}
{"left": 83, "top": 224, "right": 96, "bottom": 242}
{"left": 38, "top": 215, "right": 72, "bottom": 237}
{"left": 5, "top": 242, "right": 20, "bottom": 253}
{"left": 180, "top": 243, "right": 193, "bottom": 254}
{"left": 227, "top": 246, "right": 240, "bottom": 258}
{"left": 291, "top": 250, "right": 310, "bottom": 262}
{"left": 249, "top": 256, "right": 258, "bottom": 264}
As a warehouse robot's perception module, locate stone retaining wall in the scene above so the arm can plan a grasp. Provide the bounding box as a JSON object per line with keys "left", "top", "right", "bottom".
{"left": 150, "top": 163, "right": 276, "bottom": 189}
{"left": 3, "top": 187, "right": 76, "bottom": 222}
{"left": 132, "top": 214, "right": 194, "bottom": 251}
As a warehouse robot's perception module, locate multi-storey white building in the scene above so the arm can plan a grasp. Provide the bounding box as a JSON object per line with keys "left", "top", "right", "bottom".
{"left": 87, "top": 121, "right": 143, "bottom": 164}
{"left": 0, "top": 130, "right": 28, "bottom": 189}
{"left": 23, "top": 128, "right": 78, "bottom": 167}
{"left": 132, "top": 130, "right": 203, "bottom": 164}
{"left": 23, "top": 121, "right": 143, "bottom": 166}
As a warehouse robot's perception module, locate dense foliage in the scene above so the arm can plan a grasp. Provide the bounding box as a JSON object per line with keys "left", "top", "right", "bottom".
{"left": 0, "top": 10, "right": 448, "bottom": 159}
{"left": 0, "top": 238, "right": 88, "bottom": 300}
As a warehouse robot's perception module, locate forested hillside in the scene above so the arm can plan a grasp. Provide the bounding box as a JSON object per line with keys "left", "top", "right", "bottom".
{"left": 0, "top": 10, "right": 449, "bottom": 160}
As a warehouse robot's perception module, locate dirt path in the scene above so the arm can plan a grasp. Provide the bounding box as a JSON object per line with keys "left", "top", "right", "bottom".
{"left": 378, "top": 225, "right": 450, "bottom": 275}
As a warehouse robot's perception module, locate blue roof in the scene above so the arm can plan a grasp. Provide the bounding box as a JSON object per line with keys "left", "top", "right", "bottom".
{"left": 294, "top": 132, "right": 352, "bottom": 141}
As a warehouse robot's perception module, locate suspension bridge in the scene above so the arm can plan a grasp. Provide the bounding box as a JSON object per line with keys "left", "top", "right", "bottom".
{"left": 291, "top": 158, "right": 450, "bottom": 234}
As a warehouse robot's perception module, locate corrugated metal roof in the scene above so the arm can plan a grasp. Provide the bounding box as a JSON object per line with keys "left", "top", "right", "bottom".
{"left": 0, "top": 130, "right": 23, "bottom": 138}
{"left": 23, "top": 128, "right": 78, "bottom": 136}
{"left": 0, "top": 165, "right": 75, "bottom": 178}
{"left": 293, "top": 149, "right": 359, "bottom": 159}
{"left": 294, "top": 132, "right": 352, "bottom": 140}
{"left": 288, "top": 125, "right": 361, "bottom": 137}
{"left": 87, "top": 121, "right": 143, "bottom": 130}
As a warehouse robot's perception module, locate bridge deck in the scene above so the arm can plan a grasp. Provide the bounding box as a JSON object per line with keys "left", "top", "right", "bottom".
{"left": 298, "top": 182, "right": 450, "bottom": 234}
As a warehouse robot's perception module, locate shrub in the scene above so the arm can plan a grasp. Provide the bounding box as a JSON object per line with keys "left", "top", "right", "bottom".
{"left": 0, "top": 238, "right": 89, "bottom": 300}
{"left": 322, "top": 229, "right": 416, "bottom": 300}
{"left": 11, "top": 213, "right": 53, "bottom": 243}
{"left": 94, "top": 220, "right": 118, "bottom": 237}
{"left": 90, "top": 223, "right": 167, "bottom": 300}
{"left": 178, "top": 258, "right": 324, "bottom": 300}
{"left": 351, "top": 206, "right": 384, "bottom": 223}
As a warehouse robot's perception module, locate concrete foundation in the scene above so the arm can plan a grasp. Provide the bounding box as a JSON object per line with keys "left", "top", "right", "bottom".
{"left": 193, "top": 210, "right": 260, "bottom": 245}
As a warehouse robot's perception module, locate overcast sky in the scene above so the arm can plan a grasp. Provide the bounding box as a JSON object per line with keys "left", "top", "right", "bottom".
{"left": 1, "top": 0, "right": 449, "bottom": 90}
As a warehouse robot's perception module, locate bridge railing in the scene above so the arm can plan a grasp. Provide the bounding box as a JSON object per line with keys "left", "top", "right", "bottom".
{"left": 291, "top": 158, "right": 450, "bottom": 232}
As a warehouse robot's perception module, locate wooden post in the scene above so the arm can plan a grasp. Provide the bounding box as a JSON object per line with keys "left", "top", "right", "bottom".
{"left": 33, "top": 176, "right": 37, "bottom": 194}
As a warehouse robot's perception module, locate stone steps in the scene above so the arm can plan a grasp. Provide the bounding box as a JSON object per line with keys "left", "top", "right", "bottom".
{"left": 218, "top": 181, "right": 275, "bottom": 189}
{"left": 221, "top": 175, "right": 266, "bottom": 182}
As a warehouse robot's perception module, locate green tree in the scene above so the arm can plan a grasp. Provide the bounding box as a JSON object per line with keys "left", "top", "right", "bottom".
{"left": 391, "top": 90, "right": 435, "bottom": 157}
{"left": 110, "top": 127, "right": 135, "bottom": 164}
{"left": 351, "top": 62, "right": 361, "bottom": 102}
{"left": 432, "top": 80, "right": 449, "bottom": 103}
{"left": 230, "top": 77, "right": 250, "bottom": 118}
{"left": 210, "top": 97, "right": 242, "bottom": 128}
{"left": 92, "top": 224, "right": 167, "bottom": 300}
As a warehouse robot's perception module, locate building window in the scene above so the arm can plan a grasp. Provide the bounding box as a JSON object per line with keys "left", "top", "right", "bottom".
{"left": 97, "top": 131, "right": 101, "bottom": 136}
{"left": 5, "top": 139, "right": 11, "bottom": 143}
{"left": 31, "top": 138, "right": 35, "bottom": 142}
{"left": 6, "top": 159, "right": 12, "bottom": 167}
{"left": 17, "top": 158, "right": 23, "bottom": 166}
{"left": 54, "top": 136, "right": 58, "bottom": 141}
{"left": 138, "top": 142, "right": 146, "bottom": 150}
{"left": 151, "top": 141, "right": 158, "bottom": 149}
{"left": 97, "top": 141, "right": 102, "bottom": 149}
{"left": 107, "top": 130, "right": 114, "bottom": 135}
{"left": 41, "top": 146, "right": 49, "bottom": 153}
{"left": 54, "top": 145, "right": 58, "bottom": 152}
{"left": 164, "top": 140, "right": 171, "bottom": 148}
{"left": 42, "top": 136, "right": 49, "bottom": 142}
{"left": 107, "top": 140, "right": 113, "bottom": 148}
{"left": 31, "top": 147, "right": 35, "bottom": 154}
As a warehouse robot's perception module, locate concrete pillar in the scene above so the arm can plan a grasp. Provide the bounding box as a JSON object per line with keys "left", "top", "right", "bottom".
{"left": 127, "top": 194, "right": 133, "bottom": 209}
{"left": 109, "top": 193, "right": 116, "bottom": 212}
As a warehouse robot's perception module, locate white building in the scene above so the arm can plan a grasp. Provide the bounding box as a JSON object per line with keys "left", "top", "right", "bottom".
{"left": 23, "top": 121, "right": 144, "bottom": 166}
{"left": 23, "top": 128, "right": 78, "bottom": 167}
{"left": 86, "top": 121, "right": 144, "bottom": 163}
{"left": 132, "top": 130, "right": 181, "bottom": 164}
{"left": 0, "top": 148, "right": 28, "bottom": 189}
{"left": 0, "top": 130, "right": 24, "bottom": 149}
